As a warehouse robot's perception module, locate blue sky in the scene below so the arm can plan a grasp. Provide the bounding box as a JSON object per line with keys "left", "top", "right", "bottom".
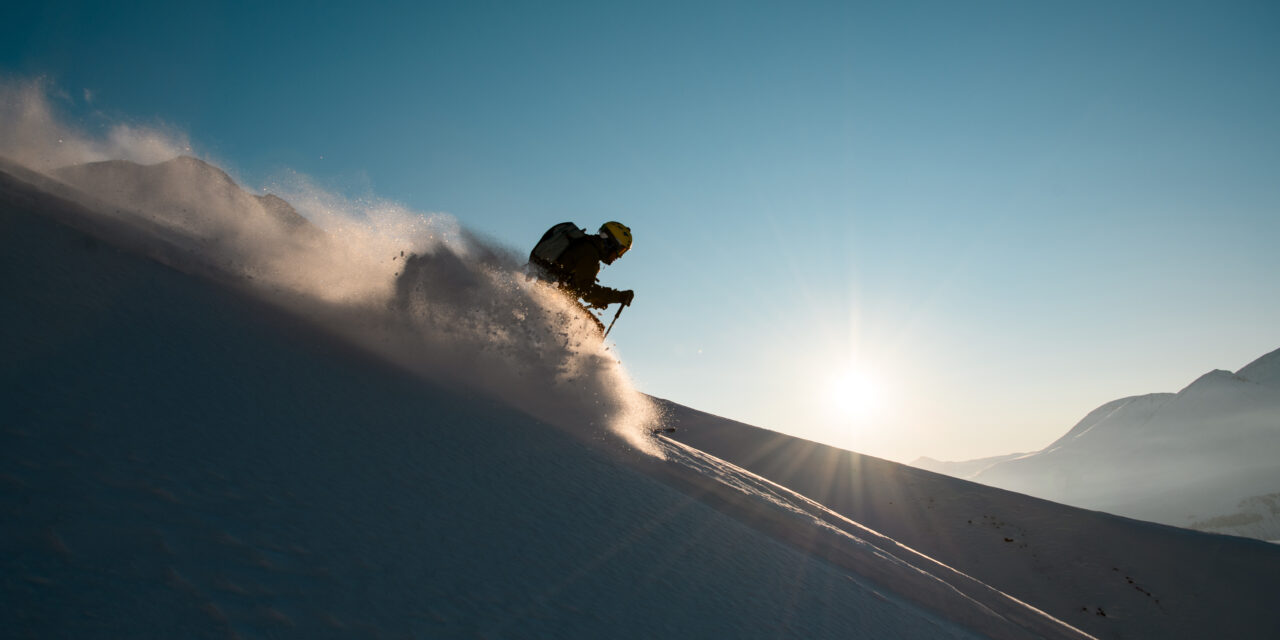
{"left": 5, "top": 0, "right": 1279, "bottom": 461}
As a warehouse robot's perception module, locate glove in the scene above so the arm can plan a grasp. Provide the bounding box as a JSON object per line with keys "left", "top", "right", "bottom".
{"left": 620, "top": 290, "right": 635, "bottom": 307}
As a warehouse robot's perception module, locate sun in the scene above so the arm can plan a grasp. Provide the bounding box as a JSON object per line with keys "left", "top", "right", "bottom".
{"left": 825, "top": 367, "right": 885, "bottom": 420}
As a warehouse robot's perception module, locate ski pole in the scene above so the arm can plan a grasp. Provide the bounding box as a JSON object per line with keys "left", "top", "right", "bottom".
{"left": 602, "top": 303, "right": 626, "bottom": 339}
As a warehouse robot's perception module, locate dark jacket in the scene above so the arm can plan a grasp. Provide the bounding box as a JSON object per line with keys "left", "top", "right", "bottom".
{"left": 533, "top": 235, "right": 629, "bottom": 308}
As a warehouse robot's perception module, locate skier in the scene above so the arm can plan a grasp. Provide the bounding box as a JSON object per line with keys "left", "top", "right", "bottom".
{"left": 528, "top": 221, "right": 635, "bottom": 334}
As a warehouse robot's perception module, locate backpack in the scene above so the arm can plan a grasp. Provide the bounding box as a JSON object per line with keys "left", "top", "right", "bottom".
{"left": 530, "top": 222, "right": 587, "bottom": 266}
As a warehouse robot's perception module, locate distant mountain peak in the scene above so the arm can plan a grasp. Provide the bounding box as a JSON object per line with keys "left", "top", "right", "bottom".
{"left": 1237, "top": 347, "right": 1280, "bottom": 387}
{"left": 1045, "top": 392, "right": 1173, "bottom": 448}
{"left": 1178, "top": 369, "right": 1250, "bottom": 394}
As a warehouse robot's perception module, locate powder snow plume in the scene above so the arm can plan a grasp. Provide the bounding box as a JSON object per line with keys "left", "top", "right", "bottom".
{"left": 0, "top": 78, "right": 662, "bottom": 455}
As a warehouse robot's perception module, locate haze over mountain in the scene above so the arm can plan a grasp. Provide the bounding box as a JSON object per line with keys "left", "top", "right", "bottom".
{"left": 914, "top": 349, "right": 1280, "bottom": 541}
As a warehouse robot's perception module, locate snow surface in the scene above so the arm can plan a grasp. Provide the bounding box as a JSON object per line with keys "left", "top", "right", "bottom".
{"left": 3, "top": 114, "right": 1280, "bottom": 638}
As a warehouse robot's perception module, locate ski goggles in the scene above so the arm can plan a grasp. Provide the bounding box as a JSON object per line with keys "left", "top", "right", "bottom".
{"left": 601, "top": 232, "right": 629, "bottom": 261}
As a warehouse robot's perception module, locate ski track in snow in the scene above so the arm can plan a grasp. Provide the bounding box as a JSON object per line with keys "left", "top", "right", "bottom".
{"left": 651, "top": 435, "right": 1094, "bottom": 640}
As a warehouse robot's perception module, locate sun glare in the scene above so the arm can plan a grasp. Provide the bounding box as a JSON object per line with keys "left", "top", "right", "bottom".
{"left": 825, "top": 367, "right": 885, "bottom": 420}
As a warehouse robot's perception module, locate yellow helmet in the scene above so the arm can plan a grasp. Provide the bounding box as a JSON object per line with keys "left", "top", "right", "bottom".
{"left": 600, "top": 221, "right": 632, "bottom": 257}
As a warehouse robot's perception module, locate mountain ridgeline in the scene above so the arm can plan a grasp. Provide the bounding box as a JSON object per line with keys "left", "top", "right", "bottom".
{"left": 914, "top": 348, "right": 1280, "bottom": 540}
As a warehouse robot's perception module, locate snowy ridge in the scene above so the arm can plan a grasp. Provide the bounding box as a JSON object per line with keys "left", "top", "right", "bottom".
{"left": 1237, "top": 347, "right": 1280, "bottom": 386}
{"left": 1049, "top": 394, "right": 1173, "bottom": 446}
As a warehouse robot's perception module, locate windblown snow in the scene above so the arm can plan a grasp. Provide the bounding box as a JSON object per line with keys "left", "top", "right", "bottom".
{"left": 0, "top": 78, "right": 661, "bottom": 456}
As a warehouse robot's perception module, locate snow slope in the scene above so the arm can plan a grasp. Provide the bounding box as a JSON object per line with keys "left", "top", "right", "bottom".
{"left": 0, "top": 156, "right": 1117, "bottom": 638}
{"left": 915, "top": 351, "right": 1280, "bottom": 541}
{"left": 4, "top": 150, "right": 1280, "bottom": 638}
